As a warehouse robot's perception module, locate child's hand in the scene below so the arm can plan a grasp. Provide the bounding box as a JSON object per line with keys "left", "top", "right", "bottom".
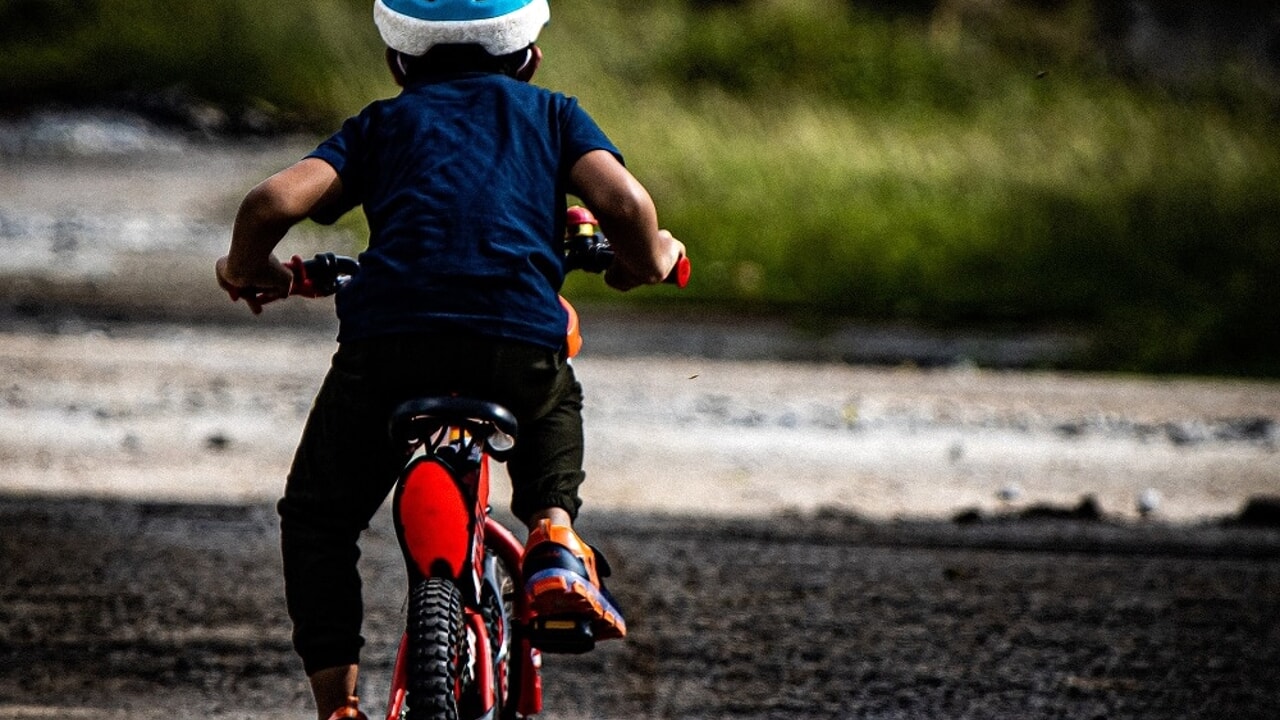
{"left": 662, "top": 231, "right": 688, "bottom": 270}
{"left": 215, "top": 254, "right": 294, "bottom": 314}
{"left": 605, "top": 230, "right": 687, "bottom": 291}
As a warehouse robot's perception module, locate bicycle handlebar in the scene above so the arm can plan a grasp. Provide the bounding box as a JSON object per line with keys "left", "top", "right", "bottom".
{"left": 562, "top": 231, "right": 691, "bottom": 288}
{"left": 563, "top": 205, "right": 690, "bottom": 288}
{"left": 287, "top": 221, "right": 689, "bottom": 298}
{"left": 285, "top": 252, "right": 359, "bottom": 298}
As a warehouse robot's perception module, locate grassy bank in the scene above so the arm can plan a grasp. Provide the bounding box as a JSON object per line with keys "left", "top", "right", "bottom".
{"left": 0, "top": 0, "right": 383, "bottom": 127}
{"left": 3, "top": 0, "right": 1277, "bottom": 375}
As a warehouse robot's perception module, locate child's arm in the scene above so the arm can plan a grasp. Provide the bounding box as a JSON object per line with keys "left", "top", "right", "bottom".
{"left": 569, "top": 150, "right": 686, "bottom": 292}
{"left": 215, "top": 158, "right": 344, "bottom": 314}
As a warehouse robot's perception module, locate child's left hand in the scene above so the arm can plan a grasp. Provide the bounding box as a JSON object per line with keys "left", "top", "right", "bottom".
{"left": 215, "top": 254, "right": 294, "bottom": 314}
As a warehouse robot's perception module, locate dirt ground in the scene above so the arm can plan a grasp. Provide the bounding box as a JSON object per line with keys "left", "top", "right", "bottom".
{"left": 1, "top": 496, "right": 1278, "bottom": 720}
{"left": 2, "top": 116, "right": 1280, "bottom": 719}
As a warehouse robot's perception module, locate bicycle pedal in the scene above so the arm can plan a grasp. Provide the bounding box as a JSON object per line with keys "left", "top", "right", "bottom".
{"left": 529, "top": 615, "right": 595, "bottom": 654}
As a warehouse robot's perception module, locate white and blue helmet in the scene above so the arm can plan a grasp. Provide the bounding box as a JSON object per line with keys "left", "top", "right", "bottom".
{"left": 374, "top": 0, "right": 551, "bottom": 57}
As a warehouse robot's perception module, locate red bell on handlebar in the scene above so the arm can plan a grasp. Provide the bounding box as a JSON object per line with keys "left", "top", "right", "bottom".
{"left": 566, "top": 206, "right": 598, "bottom": 238}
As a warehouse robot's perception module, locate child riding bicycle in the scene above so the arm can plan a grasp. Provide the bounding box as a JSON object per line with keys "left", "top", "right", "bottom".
{"left": 213, "top": 1, "right": 686, "bottom": 718}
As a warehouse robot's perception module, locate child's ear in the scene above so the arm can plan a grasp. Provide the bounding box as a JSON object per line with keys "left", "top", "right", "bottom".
{"left": 516, "top": 44, "right": 542, "bottom": 82}
{"left": 386, "top": 48, "right": 407, "bottom": 86}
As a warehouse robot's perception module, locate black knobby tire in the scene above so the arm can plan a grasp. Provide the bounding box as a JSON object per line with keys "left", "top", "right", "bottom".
{"left": 406, "top": 577, "right": 465, "bottom": 720}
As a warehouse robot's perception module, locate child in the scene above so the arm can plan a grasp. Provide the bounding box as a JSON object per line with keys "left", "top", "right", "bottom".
{"left": 213, "top": 1, "right": 686, "bottom": 717}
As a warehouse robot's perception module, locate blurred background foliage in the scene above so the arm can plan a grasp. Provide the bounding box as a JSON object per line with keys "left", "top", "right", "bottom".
{"left": 2, "top": 0, "right": 1278, "bottom": 375}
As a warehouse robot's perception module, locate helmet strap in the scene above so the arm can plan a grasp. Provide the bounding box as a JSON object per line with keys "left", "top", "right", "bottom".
{"left": 515, "top": 44, "right": 542, "bottom": 82}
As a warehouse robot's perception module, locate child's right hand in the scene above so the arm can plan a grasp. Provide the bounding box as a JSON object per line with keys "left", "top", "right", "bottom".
{"left": 661, "top": 232, "right": 691, "bottom": 287}
{"left": 660, "top": 231, "right": 687, "bottom": 271}
{"left": 569, "top": 150, "right": 690, "bottom": 292}
{"left": 604, "top": 229, "right": 686, "bottom": 291}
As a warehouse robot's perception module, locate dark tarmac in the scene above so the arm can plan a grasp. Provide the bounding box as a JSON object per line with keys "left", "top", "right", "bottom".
{"left": 2, "top": 495, "right": 1278, "bottom": 719}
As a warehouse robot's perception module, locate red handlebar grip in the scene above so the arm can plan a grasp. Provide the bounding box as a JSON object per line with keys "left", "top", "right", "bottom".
{"left": 286, "top": 254, "right": 315, "bottom": 297}
{"left": 667, "top": 256, "right": 691, "bottom": 288}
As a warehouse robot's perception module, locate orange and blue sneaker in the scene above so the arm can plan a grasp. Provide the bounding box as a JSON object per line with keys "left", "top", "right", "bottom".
{"left": 522, "top": 519, "right": 626, "bottom": 654}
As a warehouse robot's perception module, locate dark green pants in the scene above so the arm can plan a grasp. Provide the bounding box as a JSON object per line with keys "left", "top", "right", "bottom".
{"left": 278, "top": 333, "right": 585, "bottom": 675}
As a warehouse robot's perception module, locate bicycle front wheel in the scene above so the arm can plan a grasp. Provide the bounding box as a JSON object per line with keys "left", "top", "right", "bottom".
{"left": 478, "top": 549, "right": 518, "bottom": 719}
{"left": 406, "top": 577, "right": 465, "bottom": 720}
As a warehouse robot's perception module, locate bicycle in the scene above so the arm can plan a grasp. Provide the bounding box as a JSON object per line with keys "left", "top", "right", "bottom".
{"left": 274, "top": 208, "right": 688, "bottom": 720}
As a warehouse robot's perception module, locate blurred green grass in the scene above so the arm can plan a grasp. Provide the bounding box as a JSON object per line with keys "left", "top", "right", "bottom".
{"left": 3, "top": 0, "right": 1277, "bottom": 375}
{"left": 0, "top": 0, "right": 384, "bottom": 125}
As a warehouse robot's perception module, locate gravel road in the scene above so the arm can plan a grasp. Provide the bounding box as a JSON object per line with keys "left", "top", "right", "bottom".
{"left": 1, "top": 319, "right": 1277, "bottom": 523}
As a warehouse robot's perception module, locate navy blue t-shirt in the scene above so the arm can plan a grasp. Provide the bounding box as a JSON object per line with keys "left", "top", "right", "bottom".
{"left": 306, "top": 73, "right": 621, "bottom": 350}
